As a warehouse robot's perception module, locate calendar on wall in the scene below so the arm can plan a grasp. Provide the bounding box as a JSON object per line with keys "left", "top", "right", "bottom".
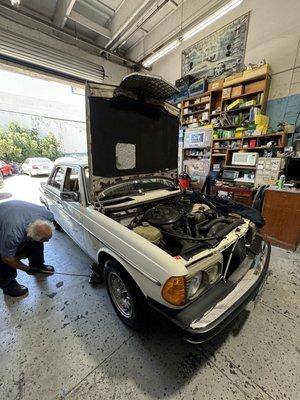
{"left": 182, "top": 13, "right": 249, "bottom": 81}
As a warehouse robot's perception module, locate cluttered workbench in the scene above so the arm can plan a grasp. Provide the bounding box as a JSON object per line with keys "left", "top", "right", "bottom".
{"left": 211, "top": 183, "right": 256, "bottom": 205}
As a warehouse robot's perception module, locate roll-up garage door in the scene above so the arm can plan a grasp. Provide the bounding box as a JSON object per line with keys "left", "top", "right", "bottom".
{"left": 0, "top": 30, "right": 105, "bottom": 82}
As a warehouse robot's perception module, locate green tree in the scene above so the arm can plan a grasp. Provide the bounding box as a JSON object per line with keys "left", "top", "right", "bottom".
{"left": 40, "top": 133, "right": 62, "bottom": 160}
{"left": 0, "top": 122, "right": 62, "bottom": 162}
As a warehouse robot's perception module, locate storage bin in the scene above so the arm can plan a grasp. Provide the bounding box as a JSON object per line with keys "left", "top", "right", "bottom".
{"left": 222, "top": 87, "right": 232, "bottom": 99}
{"left": 231, "top": 85, "right": 244, "bottom": 97}
{"left": 244, "top": 80, "right": 265, "bottom": 94}
{"left": 208, "top": 79, "right": 224, "bottom": 91}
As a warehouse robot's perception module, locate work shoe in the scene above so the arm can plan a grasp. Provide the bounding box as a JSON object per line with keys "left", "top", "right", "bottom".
{"left": 36, "top": 264, "right": 55, "bottom": 274}
{"left": 2, "top": 280, "right": 28, "bottom": 297}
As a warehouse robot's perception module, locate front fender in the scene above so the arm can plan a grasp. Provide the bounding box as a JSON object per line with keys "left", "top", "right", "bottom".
{"left": 97, "top": 247, "right": 161, "bottom": 297}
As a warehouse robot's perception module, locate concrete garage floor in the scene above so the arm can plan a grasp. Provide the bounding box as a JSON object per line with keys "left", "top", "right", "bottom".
{"left": 0, "top": 176, "right": 299, "bottom": 400}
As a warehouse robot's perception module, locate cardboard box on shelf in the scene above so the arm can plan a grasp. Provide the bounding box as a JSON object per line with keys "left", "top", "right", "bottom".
{"left": 222, "top": 87, "right": 232, "bottom": 99}
{"left": 243, "top": 64, "right": 270, "bottom": 80}
{"left": 255, "top": 114, "right": 269, "bottom": 134}
{"left": 208, "top": 79, "right": 224, "bottom": 91}
{"left": 223, "top": 72, "right": 244, "bottom": 87}
{"left": 244, "top": 79, "right": 265, "bottom": 94}
{"left": 227, "top": 99, "right": 245, "bottom": 111}
{"left": 244, "top": 99, "right": 257, "bottom": 107}
{"left": 225, "top": 72, "right": 243, "bottom": 81}
{"left": 200, "top": 95, "right": 210, "bottom": 103}
{"left": 231, "top": 85, "right": 244, "bottom": 97}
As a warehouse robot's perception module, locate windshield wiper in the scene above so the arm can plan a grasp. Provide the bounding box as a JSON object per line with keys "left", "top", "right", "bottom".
{"left": 100, "top": 190, "right": 145, "bottom": 200}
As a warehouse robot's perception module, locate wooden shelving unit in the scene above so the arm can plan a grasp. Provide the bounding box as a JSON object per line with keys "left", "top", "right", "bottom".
{"left": 180, "top": 92, "right": 211, "bottom": 127}
{"left": 209, "top": 72, "right": 271, "bottom": 168}
{"left": 176, "top": 65, "right": 282, "bottom": 189}
{"left": 211, "top": 131, "right": 288, "bottom": 167}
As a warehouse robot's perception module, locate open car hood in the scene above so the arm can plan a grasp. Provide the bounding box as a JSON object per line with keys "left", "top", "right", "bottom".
{"left": 86, "top": 73, "right": 180, "bottom": 205}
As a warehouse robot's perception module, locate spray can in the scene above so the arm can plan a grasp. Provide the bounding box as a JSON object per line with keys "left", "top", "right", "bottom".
{"left": 277, "top": 174, "right": 285, "bottom": 189}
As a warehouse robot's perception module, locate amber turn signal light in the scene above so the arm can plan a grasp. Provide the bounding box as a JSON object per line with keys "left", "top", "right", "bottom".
{"left": 162, "top": 276, "right": 186, "bottom": 306}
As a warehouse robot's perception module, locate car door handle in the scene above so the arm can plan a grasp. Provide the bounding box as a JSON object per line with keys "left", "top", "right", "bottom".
{"left": 56, "top": 199, "right": 62, "bottom": 205}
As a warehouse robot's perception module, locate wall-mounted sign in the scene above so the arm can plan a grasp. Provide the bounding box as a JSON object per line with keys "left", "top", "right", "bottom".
{"left": 182, "top": 13, "right": 249, "bottom": 81}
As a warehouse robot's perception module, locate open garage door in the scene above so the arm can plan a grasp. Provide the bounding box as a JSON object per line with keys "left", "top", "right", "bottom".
{"left": 0, "top": 30, "right": 105, "bottom": 83}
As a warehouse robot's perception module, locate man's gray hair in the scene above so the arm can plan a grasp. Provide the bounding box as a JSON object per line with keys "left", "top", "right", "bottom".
{"left": 27, "top": 219, "right": 54, "bottom": 241}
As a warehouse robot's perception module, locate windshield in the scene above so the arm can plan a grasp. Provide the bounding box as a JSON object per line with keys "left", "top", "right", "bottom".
{"left": 100, "top": 178, "right": 177, "bottom": 199}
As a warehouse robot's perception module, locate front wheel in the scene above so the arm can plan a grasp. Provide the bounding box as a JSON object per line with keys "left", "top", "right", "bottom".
{"left": 104, "top": 260, "right": 146, "bottom": 330}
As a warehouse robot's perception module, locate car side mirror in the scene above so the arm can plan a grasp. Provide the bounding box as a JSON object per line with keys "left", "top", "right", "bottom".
{"left": 60, "top": 191, "right": 80, "bottom": 202}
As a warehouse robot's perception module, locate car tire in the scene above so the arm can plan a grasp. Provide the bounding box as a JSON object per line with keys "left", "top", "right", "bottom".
{"left": 104, "top": 260, "right": 147, "bottom": 330}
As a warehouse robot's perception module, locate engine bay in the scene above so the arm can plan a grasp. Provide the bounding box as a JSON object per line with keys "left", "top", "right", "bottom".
{"left": 106, "top": 191, "right": 246, "bottom": 257}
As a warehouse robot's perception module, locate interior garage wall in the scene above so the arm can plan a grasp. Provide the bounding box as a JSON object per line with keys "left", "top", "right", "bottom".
{"left": 152, "top": 0, "right": 300, "bottom": 131}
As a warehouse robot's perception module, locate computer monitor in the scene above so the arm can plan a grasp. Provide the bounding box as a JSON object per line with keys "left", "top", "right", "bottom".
{"left": 285, "top": 157, "right": 300, "bottom": 181}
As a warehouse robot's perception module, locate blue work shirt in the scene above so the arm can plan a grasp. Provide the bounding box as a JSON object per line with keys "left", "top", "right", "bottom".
{"left": 0, "top": 200, "right": 54, "bottom": 257}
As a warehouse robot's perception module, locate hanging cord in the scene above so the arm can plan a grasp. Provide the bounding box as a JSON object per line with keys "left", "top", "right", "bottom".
{"left": 282, "top": 38, "right": 300, "bottom": 123}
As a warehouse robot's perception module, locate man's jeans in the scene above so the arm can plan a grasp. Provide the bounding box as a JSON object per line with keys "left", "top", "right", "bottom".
{"left": 0, "top": 241, "right": 44, "bottom": 288}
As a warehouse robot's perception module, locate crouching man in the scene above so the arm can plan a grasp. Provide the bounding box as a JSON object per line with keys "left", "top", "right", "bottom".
{"left": 0, "top": 200, "right": 55, "bottom": 297}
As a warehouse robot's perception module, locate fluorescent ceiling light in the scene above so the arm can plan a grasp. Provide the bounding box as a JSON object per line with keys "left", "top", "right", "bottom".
{"left": 142, "top": 0, "right": 243, "bottom": 68}
{"left": 142, "top": 40, "right": 180, "bottom": 68}
{"left": 10, "top": 0, "right": 21, "bottom": 6}
{"left": 182, "top": 0, "right": 243, "bottom": 41}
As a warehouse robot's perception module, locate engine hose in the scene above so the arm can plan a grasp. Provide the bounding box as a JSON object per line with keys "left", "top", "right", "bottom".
{"left": 198, "top": 217, "right": 232, "bottom": 232}
{"left": 205, "top": 219, "right": 245, "bottom": 247}
{"left": 161, "top": 218, "right": 245, "bottom": 244}
{"left": 217, "top": 219, "right": 244, "bottom": 237}
{"left": 159, "top": 229, "right": 225, "bottom": 242}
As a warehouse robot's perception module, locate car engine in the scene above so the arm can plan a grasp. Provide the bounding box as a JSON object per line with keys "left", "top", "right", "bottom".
{"left": 107, "top": 192, "right": 246, "bottom": 257}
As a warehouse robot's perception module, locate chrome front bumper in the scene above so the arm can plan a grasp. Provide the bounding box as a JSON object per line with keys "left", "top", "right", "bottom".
{"left": 189, "top": 241, "right": 270, "bottom": 332}
{"left": 149, "top": 240, "right": 271, "bottom": 343}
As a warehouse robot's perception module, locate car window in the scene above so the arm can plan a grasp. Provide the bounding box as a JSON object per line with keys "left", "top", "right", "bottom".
{"left": 33, "top": 158, "right": 52, "bottom": 163}
{"left": 49, "top": 167, "right": 65, "bottom": 190}
{"left": 63, "top": 167, "right": 79, "bottom": 193}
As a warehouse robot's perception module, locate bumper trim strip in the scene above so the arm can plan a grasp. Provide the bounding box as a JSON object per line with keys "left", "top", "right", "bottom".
{"left": 190, "top": 241, "right": 269, "bottom": 330}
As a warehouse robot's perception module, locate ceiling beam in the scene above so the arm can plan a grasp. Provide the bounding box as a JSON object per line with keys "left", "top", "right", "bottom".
{"left": 110, "top": 0, "right": 169, "bottom": 51}
{"left": 106, "top": 0, "right": 157, "bottom": 49}
{"left": 69, "top": 10, "right": 111, "bottom": 39}
{"left": 169, "top": 0, "right": 178, "bottom": 8}
{"left": 83, "top": 0, "right": 115, "bottom": 16}
{"left": 77, "top": 0, "right": 112, "bottom": 19}
{"left": 53, "top": 0, "right": 76, "bottom": 28}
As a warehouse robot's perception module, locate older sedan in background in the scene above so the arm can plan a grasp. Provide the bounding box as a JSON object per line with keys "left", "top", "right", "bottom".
{"left": 21, "top": 157, "right": 54, "bottom": 176}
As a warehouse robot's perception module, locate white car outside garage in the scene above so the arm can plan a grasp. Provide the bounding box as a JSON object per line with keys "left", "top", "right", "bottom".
{"left": 21, "top": 157, "right": 54, "bottom": 176}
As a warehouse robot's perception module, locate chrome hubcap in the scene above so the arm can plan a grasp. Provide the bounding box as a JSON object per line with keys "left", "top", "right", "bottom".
{"left": 108, "top": 272, "right": 133, "bottom": 318}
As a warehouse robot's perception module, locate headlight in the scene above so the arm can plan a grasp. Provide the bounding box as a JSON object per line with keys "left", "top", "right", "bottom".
{"left": 205, "top": 263, "right": 222, "bottom": 284}
{"left": 162, "top": 276, "right": 186, "bottom": 306}
{"left": 187, "top": 271, "right": 203, "bottom": 299}
{"left": 186, "top": 256, "right": 223, "bottom": 301}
